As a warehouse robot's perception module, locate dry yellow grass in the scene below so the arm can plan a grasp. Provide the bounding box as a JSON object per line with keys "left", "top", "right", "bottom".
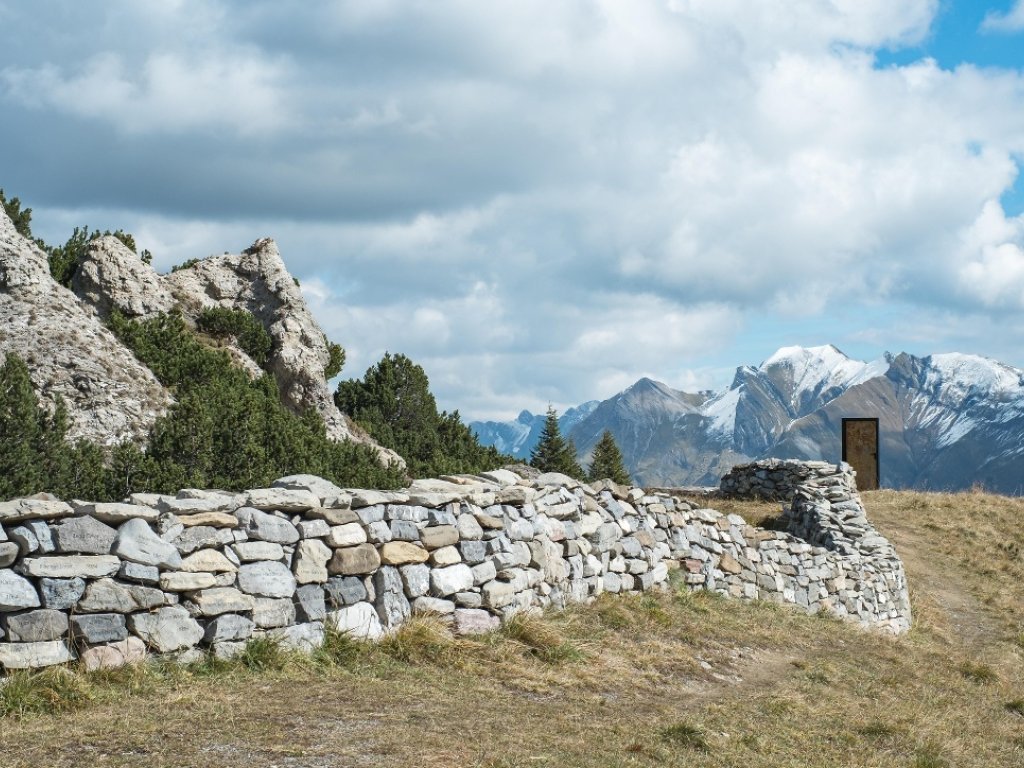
{"left": 0, "top": 489, "right": 1021, "bottom": 767}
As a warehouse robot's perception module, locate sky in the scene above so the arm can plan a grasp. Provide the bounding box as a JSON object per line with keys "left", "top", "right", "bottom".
{"left": 2, "top": 1, "right": 1024, "bottom": 421}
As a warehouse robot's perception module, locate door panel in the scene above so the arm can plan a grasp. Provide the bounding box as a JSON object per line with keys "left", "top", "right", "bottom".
{"left": 843, "top": 418, "right": 879, "bottom": 491}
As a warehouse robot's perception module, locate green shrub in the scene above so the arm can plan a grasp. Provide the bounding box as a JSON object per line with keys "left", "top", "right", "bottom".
{"left": 196, "top": 306, "right": 273, "bottom": 366}
{"left": 337, "top": 352, "right": 511, "bottom": 478}
{"left": 109, "top": 310, "right": 404, "bottom": 493}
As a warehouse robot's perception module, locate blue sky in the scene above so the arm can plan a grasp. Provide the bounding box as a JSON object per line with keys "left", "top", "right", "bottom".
{"left": 2, "top": 1, "right": 1024, "bottom": 420}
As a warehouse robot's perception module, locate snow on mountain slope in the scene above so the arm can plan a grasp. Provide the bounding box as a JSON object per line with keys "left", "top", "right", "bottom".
{"left": 475, "top": 345, "right": 1024, "bottom": 493}
{"left": 759, "top": 344, "right": 890, "bottom": 417}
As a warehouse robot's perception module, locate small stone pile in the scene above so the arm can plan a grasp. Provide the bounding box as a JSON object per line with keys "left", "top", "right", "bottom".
{"left": 0, "top": 462, "right": 910, "bottom": 674}
{"left": 719, "top": 458, "right": 843, "bottom": 500}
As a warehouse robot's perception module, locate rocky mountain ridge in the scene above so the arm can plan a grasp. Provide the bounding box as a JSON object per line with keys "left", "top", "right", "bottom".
{"left": 0, "top": 205, "right": 401, "bottom": 468}
{"left": 475, "top": 345, "right": 1024, "bottom": 494}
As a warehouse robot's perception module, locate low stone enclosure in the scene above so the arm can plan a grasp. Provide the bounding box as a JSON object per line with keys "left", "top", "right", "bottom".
{"left": 0, "top": 460, "right": 911, "bottom": 673}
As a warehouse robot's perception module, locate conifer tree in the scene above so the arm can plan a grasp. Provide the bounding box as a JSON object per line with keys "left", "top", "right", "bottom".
{"left": 336, "top": 352, "right": 509, "bottom": 478}
{"left": 529, "top": 406, "right": 584, "bottom": 478}
{"left": 587, "top": 429, "right": 631, "bottom": 485}
{"left": 0, "top": 354, "right": 46, "bottom": 497}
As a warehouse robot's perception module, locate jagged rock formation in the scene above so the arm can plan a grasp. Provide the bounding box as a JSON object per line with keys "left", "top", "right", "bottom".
{"left": 74, "top": 233, "right": 402, "bottom": 467}
{"left": 0, "top": 210, "right": 171, "bottom": 445}
{"left": 0, "top": 461, "right": 909, "bottom": 672}
{"left": 0, "top": 206, "right": 401, "bottom": 467}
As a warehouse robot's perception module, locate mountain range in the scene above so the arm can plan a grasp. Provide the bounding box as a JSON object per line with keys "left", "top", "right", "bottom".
{"left": 471, "top": 345, "right": 1024, "bottom": 494}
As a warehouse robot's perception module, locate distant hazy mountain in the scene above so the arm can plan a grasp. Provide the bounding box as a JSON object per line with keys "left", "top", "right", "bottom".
{"left": 474, "top": 345, "right": 1024, "bottom": 494}
{"left": 469, "top": 401, "right": 600, "bottom": 460}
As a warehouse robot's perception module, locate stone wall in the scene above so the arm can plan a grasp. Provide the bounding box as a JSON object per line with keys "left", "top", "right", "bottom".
{"left": 719, "top": 458, "right": 841, "bottom": 500}
{"left": 0, "top": 462, "right": 910, "bottom": 673}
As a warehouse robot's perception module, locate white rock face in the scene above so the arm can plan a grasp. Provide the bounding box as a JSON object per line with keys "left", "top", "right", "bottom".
{"left": 72, "top": 236, "right": 176, "bottom": 319}
{"left": 160, "top": 238, "right": 403, "bottom": 468}
{"left": 0, "top": 209, "right": 173, "bottom": 446}
{"left": 327, "top": 602, "right": 383, "bottom": 640}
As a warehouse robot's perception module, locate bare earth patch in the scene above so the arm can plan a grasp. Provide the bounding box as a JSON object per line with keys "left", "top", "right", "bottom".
{"left": 1, "top": 490, "right": 1022, "bottom": 767}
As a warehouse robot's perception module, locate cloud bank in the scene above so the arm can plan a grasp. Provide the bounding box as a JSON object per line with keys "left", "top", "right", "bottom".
{"left": 1, "top": 0, "right": 1023, "bottom": 419}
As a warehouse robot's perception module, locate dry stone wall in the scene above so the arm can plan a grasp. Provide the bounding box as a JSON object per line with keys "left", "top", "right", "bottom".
{"left": 0, "top": 461, "right": 910, "bottom": 674}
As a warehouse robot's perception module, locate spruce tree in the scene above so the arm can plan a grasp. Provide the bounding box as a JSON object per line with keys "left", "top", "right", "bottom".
{"left": 529, "top": 406, "right": 584, "bottom": 478}
{"left": 587, "top": 429, "right": 631, "bottom": 485}
{"left": 336, "top": 352, "right": 509, "bottom": 478}
{"left": 0, "top": 354, "right": 46, "bottom": 498}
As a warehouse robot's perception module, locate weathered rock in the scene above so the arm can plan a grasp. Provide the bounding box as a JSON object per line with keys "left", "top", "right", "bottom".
{"left": 0, "top": 542, "right": 18, "bottom": 568}
{"left": 180, "top": 549, "right": 237, "bottom": 574}
{"left": 237, "top": 561, "right": 296, "bottom": 599}
{"left": 412, "top": 596, "right": 456, "bottom": 615}
{"left": 243, "top": 488, "right": 319, "bottom": 513}
{"left": 269, "top": 621, "right": 325, "bottom": 651}
{"left": 453, "top": 608, "right": 500, "bottom": 635}
{"left": 70, "top": 613, "right": 127, "bottom": 645}
{"left": 171, "top": 526, "right": 223, "bottom": 555}
{"left": 80, "top": 636, "right": 147, "bottom": 671}
{"left": 482, "top": 580, "right": 515, "bottom": 609}
{"left": 178, "top": 512, "right": 239, "bottom": 529}
{"left": 294, "top": 584, "right": 327, "bottom": 622}
{"left": 328, "top": 544, "right": 380, "bottom": 576}
{"left": 326, "top": 523, "right": 367, "bottom": 548}
{"left": 129, "top": 606, "right": 204, "bottom": 653}
{"left": 232, "top": 541, "right": 285, "bottom": 562}
{"left": 3, "top": 609, "right": 68, "bottom": 642}
{"left": 327, "top": 602, "right": 383, "bottom": 640}
{"left": 419, "top": 525, "right": 459, "bottom": 550}
{"left": 159, "top": 572, "right": 217, "bottom": 592}
{"left": 188, "top": 590, "right": 252, "bottom": 619}
{"left": 18, "top": 555, "right": 119, "bottom": 579}
{"left": 379, "top": 541, "right": 429, "bottom": 565}
{"left": 272, "top": 475, "right": 344, "bottom": 504}
{"left": 430, "top": 564, "right": 474, "bottom": 597}
{"left": 78, "top": 578, "right": 166, "bottom": 612}
{"left": 80, "top": 502, "right": 159, "bottom": 525}
{"left": 118, "top": 561, "right": 160, "bottom": 584}
{"left": 400, "top": 564, "right": 431, "bottom": 598}
{"left": 324, "top": 576, "right": 367, "bottom": 607}
{"left": 430, "top": 546, "right": 462, "bottom": 567}
{"left": 293, "top": 539, "right": 331, "bottom": 584}
{"left": 236, "top": 508, "right": 300, "bottom": 544}
{"left": 51, "top": 516, "right": 117, "bottom": 555}
{"left": 296, "top": 519, "right": 331, "bottom": 539}
{"left": 0, "top": 569, "right": 39, "bottom": 611}
{"left": 0, "top": 213, "right": 173, "bottom": 447}
{"left": 0, "top": 640, "right": 74, "bottom": 669}
{"left": 251, "top": 597, "right": 296, "bottom": 628}
{"left": 38, "top": 577, "right": 85, "bottom": 609}
{"left": 0, "top": 498, "right": 74, "bottom": 524}
{"left": 114, "top": 519, "right": 183, "bottom": 569}
{"left": 376, "top": 590, "right": 411, "bottom": 629}
{"left": 204, "top": 614, "right": 255, "bottom": 643}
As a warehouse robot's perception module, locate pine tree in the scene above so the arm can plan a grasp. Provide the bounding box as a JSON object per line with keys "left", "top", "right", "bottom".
{"left": 336, "top": 352, "right": 509, "bottom": 478}
{"left": 587, "top": 429, "right": 631, "bottom": 485}
{"left": 529, "top": 406, "right": 584, "bottom": 478}
{"left": 0, "top": 354, "right": 46, "bottom": 497}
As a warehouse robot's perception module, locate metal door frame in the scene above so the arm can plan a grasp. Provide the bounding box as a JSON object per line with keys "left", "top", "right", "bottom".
{"left": 841, "top": 417, "right": 880, "bottom": 489}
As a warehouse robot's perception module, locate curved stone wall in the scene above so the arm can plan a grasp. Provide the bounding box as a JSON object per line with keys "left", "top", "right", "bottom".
{"left": 0, "top": 462, "right": 910, "bottom": 673}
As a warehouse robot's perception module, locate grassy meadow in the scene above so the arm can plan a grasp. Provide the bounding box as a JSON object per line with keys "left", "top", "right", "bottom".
{"left": 0, "top": 489, "right": 1021, "bottom": 767}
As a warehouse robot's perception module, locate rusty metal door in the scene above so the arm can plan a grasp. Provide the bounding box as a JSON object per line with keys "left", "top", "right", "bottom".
{"left": 842, "top": 418, "right": 879, "bottom": 491}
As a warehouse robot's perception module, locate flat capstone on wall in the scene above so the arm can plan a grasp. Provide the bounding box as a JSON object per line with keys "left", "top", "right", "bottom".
{"left": 0, "top": 460, "right": 910, "bottom": 673}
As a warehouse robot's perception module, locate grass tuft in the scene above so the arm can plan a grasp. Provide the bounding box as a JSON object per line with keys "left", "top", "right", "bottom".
{"left": 501, "top": 612, "right": 586, "bottom": 664}
{"left": 378, "top": 616, "right": 462, "bottom": 666}
{"left": 236, "top": 636, "right": 293, "bottom": 673}
{"left": 659, "top": 721, "right": 710, "bottom": 752}
{"left": 957, "top": 661, "right": 998, "bottom": 684}
{"left": 1006, "top": 699, "right": 1024, "bottom": 717}
{"left": 0, "top": 667, "right": 93, "bottom": 717}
